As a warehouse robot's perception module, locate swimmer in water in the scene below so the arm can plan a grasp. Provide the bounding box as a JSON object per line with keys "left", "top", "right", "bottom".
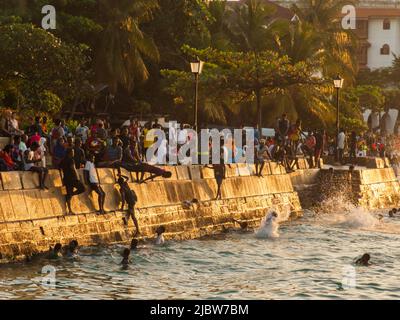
{"left": 121, "top": 248, "right": 131, "bottom": 266}
{"left": 155, "top": 226, "right": 166, "bottom": 245}
{"left": 389, "top": 210, "right": 395, "bottom": 218}
{"left": 355, "top": 253, "right": 371, "bottom": 266}
{"left": 47, "top": 243, "right": 63, "bottom": 259}
{"left": 393, "top": 208, "right": 398, "bottom": 214}
{"left": 66, "top": 240, "right": 79, "bottom": 258}
{"left": 130, "top": 239, "right": 139, "bottom": 251}
{"left": 233, "top": 219, "right": 249, "bottom": 232}
{"left": 255, "top": 211, "right": 279, "bottom": 239}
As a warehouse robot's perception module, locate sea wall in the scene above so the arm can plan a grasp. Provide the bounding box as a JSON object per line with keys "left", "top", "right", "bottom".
{"left": 0, "top": 162, "right": 302, "bottom": 263}
{"left": 317, "top": 167, "right": 400, "bottom": 209}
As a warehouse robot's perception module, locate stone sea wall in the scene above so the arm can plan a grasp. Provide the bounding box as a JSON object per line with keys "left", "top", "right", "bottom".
{"left": 0, "top": 162, "right": 302, "bottom": 263}
{"left": 318, "top": 167, "right": 400, "bottom": 209}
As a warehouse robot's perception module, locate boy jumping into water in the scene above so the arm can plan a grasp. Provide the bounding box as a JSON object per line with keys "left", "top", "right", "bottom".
{"left": 117, "top": 173, "right": 140, "bottom": 237}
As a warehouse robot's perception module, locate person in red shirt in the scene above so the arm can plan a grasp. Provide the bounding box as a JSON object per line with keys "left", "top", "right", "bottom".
{"left": 0, "top": 145, "right": 17, "bottom": 171}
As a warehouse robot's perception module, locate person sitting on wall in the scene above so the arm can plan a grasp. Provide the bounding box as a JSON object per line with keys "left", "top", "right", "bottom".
{"left": 97, "top": 136, "right": 123, "bottom": 168}
{"left": 84, "top": 153, "right": 106, "bottom": 215}
{"left": 0, "top": 145, "right": 18, "bottom": 171}
{"left": 117, "top": 172, "right": 140, "bottom": 237}
{"left": 137, "top": 163, "right": 172, "bottom": 184}
{"left": 121, "top": 139, "right": 142, "bottom": 181}
{"left": 60, "top": 148, "right": 86, "bottom": 215}
{"left": 23, "top": 142, "right": 48, "bottom": 190}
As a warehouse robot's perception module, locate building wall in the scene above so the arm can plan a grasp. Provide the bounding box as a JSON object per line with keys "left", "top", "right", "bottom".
{"left": 367, "top": 18, "right": 400, "bottom": 69}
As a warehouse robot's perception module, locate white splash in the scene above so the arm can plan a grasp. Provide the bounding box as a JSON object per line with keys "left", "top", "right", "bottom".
{"left": 255, "top": 210, "right": 280, "bottom": 239}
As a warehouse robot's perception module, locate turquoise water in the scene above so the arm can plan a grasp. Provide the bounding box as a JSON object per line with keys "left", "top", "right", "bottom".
{"left": 1, "top": 209, "right": 400, "bottom": 300}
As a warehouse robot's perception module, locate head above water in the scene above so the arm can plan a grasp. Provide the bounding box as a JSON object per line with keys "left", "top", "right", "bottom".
{"left": 156, "top": 226, "right": 166, "bottom": 235}
{"left": 130, "top": 239, "right": 138, "bottom": 250}
{"left": 54, "top": 243, "right": 62, "bottom": 252}
{"left": 122, "top": 248, "right": 130, "bottom": 258}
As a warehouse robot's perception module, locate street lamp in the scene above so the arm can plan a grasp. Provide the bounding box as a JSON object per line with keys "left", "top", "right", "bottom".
{"left": 333, "top": 75, "right": 344, "bottom": 162}
{"left": 191, "top": 57, "right": 205, "bottom": 133}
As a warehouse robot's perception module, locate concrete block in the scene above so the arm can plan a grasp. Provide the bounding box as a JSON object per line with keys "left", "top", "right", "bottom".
{"left": 41, "top": 188, "right": 66, "bottom": 216}
{"left": 201, "top": 166, "right": 215, "bottom": 179}
{"left": 0, "top": 172, "right": 22, "bottom": 190}
{"left": 175, "top": 166, "right": 190, "bottom": 180}
{"left": 237, "top": 163, "right": 252, "bottom": 176}
{"left": 225, "top": 164, "right": 238, "bottom": 178}
{"left": 45, "top": 170, "right": 63, "bottom": 188}
{"left": 101, "top": 184, "right": 120, "bottom": 212}
{"left": 189, "top": 166, "right": 202, "bottom": 180}
{"left": 23, "top": 190, "right": 46, "bottom": 219}
{"left": 21, "top": 171, "right": 40, "bottom": 189}
{"left": 96, "top": 168, "right": 115, "bottom": 184}
{"left": 8, "top": 190, "right": 29, "bottom": 221}
{"left": 0, "top": 191, "right": 15, "bottom": 222}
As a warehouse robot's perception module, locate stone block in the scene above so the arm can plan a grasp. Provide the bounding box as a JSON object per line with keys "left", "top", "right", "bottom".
{"left": 237, "top": 163, "right": 252, "bottom": 176}
{"left": 101, "top": 184, "right": 120, "bottom": 212}
{"left": 20, "top": 171, "right": 40, "bottom": 189}
{"left": 189, "top": 166, "right": 202, "bottom": 180}
{"left": 0, "top": 191, "right": 15, "bottom": 222}
{"left": 41, "top": 188, "right": 66, "bottom": 216}
{"left": 225, "top": 164, "right": 238, "bottom": 178}
{"left": 175, "top": 166, "right": 190, "bottom": 180}
{"left": 0, "top": 172, "right": 22, "bottom": 190}
{"left": 96, "top": 168, "right": 115, "bottom": 184}
{"left": 8, "top": 190, "right": 29, "bottom": 221}
{"left": 201, "top": 166, "right": 215, "bottom": 179}
{"left": 46, "top": 170, "right": 63, "bottom": 188}
{"left": 164, "top": 166, "right": 178, "bottom": 180}
{"left": 23, "top": 190, "right": 46, "bottom": 219}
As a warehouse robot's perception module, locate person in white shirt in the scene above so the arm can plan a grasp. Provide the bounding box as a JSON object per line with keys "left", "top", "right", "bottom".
{"left": 84, "top": 154, "right": 106, "bottom": 214}
{"left": 75, "top": 119, "right": 89, "bottom": 144}
{"left": 337, "top": 129, "right": 346, "bottom": 164}
{"left": 23, "top": 142, "right": 48, "bottom": 190}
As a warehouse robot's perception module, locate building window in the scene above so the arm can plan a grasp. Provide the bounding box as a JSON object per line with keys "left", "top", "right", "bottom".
{"left": 381, "top": 44, "right": 390, "bottom": 55}
{"left": 383, "top": 19, "right": 391, "bottom": 30}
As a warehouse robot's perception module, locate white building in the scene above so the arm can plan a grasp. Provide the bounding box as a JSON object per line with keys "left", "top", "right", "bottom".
{"left": 274, "top": 0, "right": 400, "bottom": 70}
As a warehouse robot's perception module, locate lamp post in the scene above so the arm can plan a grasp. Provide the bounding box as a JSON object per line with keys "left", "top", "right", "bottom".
{"left": 333, "top": 75, "right": 344, "bottom": 162}
{"left": 190, "top": 58, "right": 204, "bottom": 133}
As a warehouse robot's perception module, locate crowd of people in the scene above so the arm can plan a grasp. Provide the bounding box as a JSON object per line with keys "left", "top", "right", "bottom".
{"left": 2, "top": 110, "right": 400, "bottom": 212}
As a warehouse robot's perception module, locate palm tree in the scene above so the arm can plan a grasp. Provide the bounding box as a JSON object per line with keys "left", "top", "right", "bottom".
{"left": 94, "top": 0, "right": 160, "bottom": 93}
{"left": 291, "top": 0, "right": 359, "bottom": 82}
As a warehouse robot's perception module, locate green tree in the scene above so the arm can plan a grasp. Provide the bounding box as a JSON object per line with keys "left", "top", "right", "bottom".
{"left": 94, "top": 0, "right": 160, "bottom": 94}
{"left": 0, "top": 23, "right": 89, "bottom": 113}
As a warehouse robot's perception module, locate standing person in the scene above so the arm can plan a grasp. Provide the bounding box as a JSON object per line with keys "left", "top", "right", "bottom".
{"left": 73, "top": 138, "right": 86, "bottom": 169}
{"left": 255, "top": 139, "right": 270, "bottom": 177}
{"left": 50, "top": 119, "right": 65, "bottom": 153}
{"left": 84, "top": 154, "right": 106, "bottom": 214}
{"left": 152, "top": 118, "right": 162, "bottom": 129}
{"left": 23, "top": 142, "right": 48, "bottom": 190}
{"left": 75, "top": 119, "right": 89, "bottom": 144}
{"left": 205, "top": 150, "right": 226, "bottom": 200}
{"left": 119, "top": 127, "right": 130, "bottom": 150}
{"left": 60, "top": 148, "right": 86, "bottom": 215}
{"left": 302, "top": 131, "right": 316, "bottom": 168}
{"left": 52, "top": 137, "right": 66, "bottom": 168}
{"left": 277, "top": 114, "right": 290, "bottom": 146}
{"left": 314, "top": 130, "right": 325, "bottom": 169}
{"left": 117, "top": 173, "right": 140, "bottom": 236}
{"left": 337, "top": 129, "right": 346, "bottom": 164}
{"left": 349, "top": 131, "right": 357, "bottom": 162}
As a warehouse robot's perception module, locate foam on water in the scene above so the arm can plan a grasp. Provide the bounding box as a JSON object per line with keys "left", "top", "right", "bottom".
{"left": 255, "top": 210, "right": 280, "bottom": 239}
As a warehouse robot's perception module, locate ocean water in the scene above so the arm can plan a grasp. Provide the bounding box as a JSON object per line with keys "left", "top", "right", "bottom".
{"left": 1, "top": 207, "right": 400, "bottom": 300}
